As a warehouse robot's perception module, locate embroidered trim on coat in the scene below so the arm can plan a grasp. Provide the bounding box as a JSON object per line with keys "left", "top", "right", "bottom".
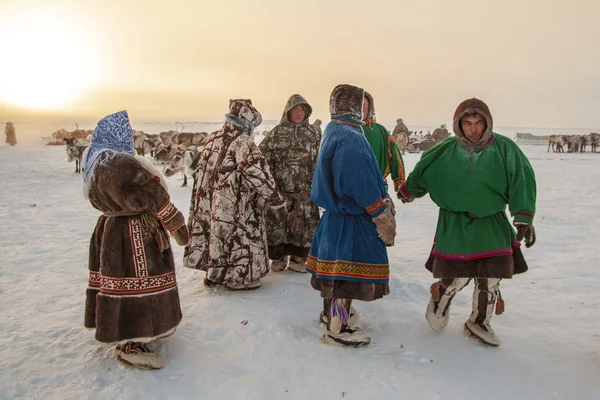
{"left": 365, "top": 198, "right": 384, "bottom": 215}
{"left": 129, "top": 218, "right": 148, "bottom": 277}
{"left": 306, "top": 255, "right": 389, "bottom": 283}
{"left": 99, "top": 272, "right": 177, "bottom": 296}
{"left": 432, "top": 247, "right": 513, "bottom": 261}
{"left": 88, "top": 271, "right": 101, "bottom": 289}
{"left": 155, "top": 201, "right": 177, "bottom": 224}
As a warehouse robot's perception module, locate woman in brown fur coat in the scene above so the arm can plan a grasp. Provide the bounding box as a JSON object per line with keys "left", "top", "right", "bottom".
{"left": 82, "top": 110, "right": 189, "bottom": 370}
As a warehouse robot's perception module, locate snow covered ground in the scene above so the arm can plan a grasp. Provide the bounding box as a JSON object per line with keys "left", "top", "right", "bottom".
{"left": 0, "top": 142, "right": 599, "bottom": 400}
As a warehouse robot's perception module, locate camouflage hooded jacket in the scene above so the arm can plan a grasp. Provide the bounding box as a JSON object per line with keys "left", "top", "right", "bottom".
{"left": 184, "top": 100, "right": 285, "bottom": 286}
{"left": 259, "top": 94, "right": 321, "bottom": 249}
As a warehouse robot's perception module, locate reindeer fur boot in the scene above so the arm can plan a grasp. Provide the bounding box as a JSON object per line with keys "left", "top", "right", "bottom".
{"left": 116, "top": 342, "right": 165, "bottom": 370}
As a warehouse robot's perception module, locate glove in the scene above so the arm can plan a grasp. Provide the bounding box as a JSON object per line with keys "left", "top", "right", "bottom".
{"left": 372, "top": 206, "right": 396, "bottom": 246}
{"left": 396, "top": 189, "right": 414, "bottom": 204}
{"left": 384, "top": 193, "right": 396, "bottom": 217}
{"left": 171, "top": 224, "right": 189, "bottom": 246}
{"left": 514, "top": 222, "right": 535, "bottom": 248}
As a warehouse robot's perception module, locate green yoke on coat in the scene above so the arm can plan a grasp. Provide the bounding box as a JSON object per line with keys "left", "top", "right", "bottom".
{"left": 399, "top": 98, "right": 536, "bottom": 278}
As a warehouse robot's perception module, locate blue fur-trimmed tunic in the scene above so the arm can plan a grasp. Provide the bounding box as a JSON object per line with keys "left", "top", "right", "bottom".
{"left": 306, "top": 117, "right": 390, "bottom": 287}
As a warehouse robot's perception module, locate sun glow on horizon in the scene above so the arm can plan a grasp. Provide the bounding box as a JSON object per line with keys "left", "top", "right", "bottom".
{"left": 0, "top": 10, "right": 102, "bottom": 110}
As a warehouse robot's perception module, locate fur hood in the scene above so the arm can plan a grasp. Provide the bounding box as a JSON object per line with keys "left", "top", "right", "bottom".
{"left": 280, "top": 94, "right": 313, "bottom": 125}
{"left": 363, "top": 92, "right": 376, "bottom": 121}
{"left": 228, "top": 99, "right": 262, "bottom": 126}
{"left": 453, "top": 98, "right": 494, "bottom": 145}
{"left": 329, "top": 84, "right": 365, "bottom": 121}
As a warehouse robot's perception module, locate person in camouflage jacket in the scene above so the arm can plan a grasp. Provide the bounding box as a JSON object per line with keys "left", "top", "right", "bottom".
{"left": 259, "top": 94, "right": 321, "bottom": 273}
{"left": 184, "top": 99, "right": 287, "bottom": 290}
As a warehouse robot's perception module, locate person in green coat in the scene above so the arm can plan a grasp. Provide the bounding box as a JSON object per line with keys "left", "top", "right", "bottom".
{"left": 362, "top": 92, "right": 406, "bottom": 194}
{"left": 397, "top": 98, "right": 536, "bottom": 346}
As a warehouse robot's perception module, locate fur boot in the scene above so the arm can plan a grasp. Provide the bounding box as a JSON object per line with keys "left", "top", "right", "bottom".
{"left": 323, "top": 327, "right": 371, "bottom": 347}
{"left": 288, "top": 256, "right": 307, "bottom": 273}
{"left": 270, "top": 256, "right": 289, "bottom": 272}
{"left": 425, "top": 278, "right": 469, "bottom": 331}
{"left": 322, "top": 299, "right": 370, "bottom": 347}
{"left": 320, "top": 307, "right": 359, "bottom": 327}
{"left": 116, "top": 342, "right": 165, "bottom": 370}
{"left": 464, "top": 278, "right": 501, "bottom": 346}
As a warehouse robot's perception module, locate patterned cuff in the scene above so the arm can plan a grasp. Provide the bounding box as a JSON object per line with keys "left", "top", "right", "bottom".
{"left": 393, "top": 178, "right": 405, "bottom": 191}
{"left": 365, "top": 198, "right": 385, "bottom": 217}
{"left": 155, "top": 201, "right": 185, "bottom": 232}
{"left": 513, "top": 211, "right": 534, "bottom": 225}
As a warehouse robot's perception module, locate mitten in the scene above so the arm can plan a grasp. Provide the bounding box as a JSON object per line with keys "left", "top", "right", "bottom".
{"left": 373, "top": 207, "right": 396, "bottom": 245}
{"left": 514, "top": 222, "right": 536, "bottom": 248}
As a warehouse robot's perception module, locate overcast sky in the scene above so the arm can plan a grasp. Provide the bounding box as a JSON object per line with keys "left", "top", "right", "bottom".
{"left": 1, "top": 0, "right": 599, "bottom": 129}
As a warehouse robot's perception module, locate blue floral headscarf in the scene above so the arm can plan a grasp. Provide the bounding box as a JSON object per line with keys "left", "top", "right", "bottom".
{"left": 82, "top": 110, "right": 135, "bottom": 197}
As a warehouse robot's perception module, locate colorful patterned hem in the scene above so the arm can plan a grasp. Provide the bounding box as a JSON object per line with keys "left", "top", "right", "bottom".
{"left": 99, "top": 271, "right": 177, "bottom": 296}
{"left": 365, "top": 198, "right": 384, "bottom": 215}
{"left": 306, "top": 255, "right": 389, "bottom": 284}
{"left": 432, "top": 247, "right": 513, "bottom": 261}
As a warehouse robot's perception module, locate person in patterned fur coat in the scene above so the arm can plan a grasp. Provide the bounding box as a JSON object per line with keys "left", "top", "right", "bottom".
{"left": 82, "top": 110, "right": 189, "bottom": 370}
{"left": 184, "top": 99, "right": 287, "bottom": 290}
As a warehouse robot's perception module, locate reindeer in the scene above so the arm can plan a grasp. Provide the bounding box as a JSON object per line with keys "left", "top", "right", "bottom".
{"left": 159, "top": 131, "right": 176, "bottom": 146}
{"left": 589, "top": 132, "right": 599, "bottom": 152}
{"left": 579, "top": 135, "right": 590, "bottom": 153}
{"left": 154, "top": 144, "right": 178, "bottom": 165}
{"left": 547, "top": 135, "right": 555, "bottom": 152}
{"left": 164, "top": 149, "right": 199, "bottom": 187}
{"left": 548, "top": 135, "right": 566, "bottom": 153}
{"left": 565, "top": 135, "right": 579, "bottom": 153}
{"left": 133, "top": 132, "right": 151, "bottom": 156}
{"left": 64, "top": 138, "right": 87, "bottom": 173}
{"left": 144, "top": 134, "right": 163, "bottom": 156}
{"left": 171, "top": 132, "right": 209, "bottom": 148}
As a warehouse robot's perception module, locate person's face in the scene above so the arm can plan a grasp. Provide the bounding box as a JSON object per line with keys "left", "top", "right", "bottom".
{"left": 461, "top": 114, "right": 486, "bottom": 143}
{"left": 290, "top": 104, "right": 306, "bottom": 124}
{"left": 362, "top": 97, "right": 369, "bottom": 120}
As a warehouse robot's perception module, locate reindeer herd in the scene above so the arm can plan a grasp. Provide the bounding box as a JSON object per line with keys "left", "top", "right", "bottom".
{"left": 62, "top": 130, "right": 210, "bottom": 187}
{"left": 547, "top": 133, "right": 600, "bottom": 153}
{"left": 59, "top": 127, "right": 599, "bottom": 182}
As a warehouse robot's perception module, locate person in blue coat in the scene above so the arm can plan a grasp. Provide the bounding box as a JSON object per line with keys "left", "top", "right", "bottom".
{"left": 306, "top": 84, "right": 396, "bottom": 347}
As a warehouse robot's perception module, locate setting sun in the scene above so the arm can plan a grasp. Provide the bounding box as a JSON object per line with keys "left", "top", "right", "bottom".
{"left": 0, "top": 10, "right": 101, "bottom": 110}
